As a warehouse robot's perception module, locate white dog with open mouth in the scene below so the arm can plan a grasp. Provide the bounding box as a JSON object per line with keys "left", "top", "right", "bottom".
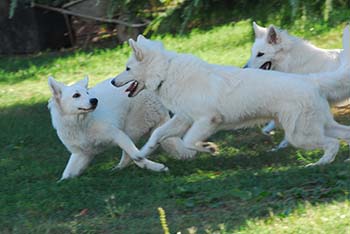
{"left": 48, "top": 76, "right": 195, "bottom": 180}
{"left": 245, "top": 22, "right": 346, "bottom": 150}
{"left": 112, "top": 26, "right": 350, "bottom": 168}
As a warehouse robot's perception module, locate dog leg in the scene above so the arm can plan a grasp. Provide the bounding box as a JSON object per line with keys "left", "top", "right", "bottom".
{"left": 139, "top": 115, "right": 192, "bottom": 158}
{"left": 182, "top": 115, "right": 222, "bottom": 155}
{"left": 325, "top": 121, "right": 350, "bottom": 162}
{"left": 306, "top": 137, "right": 339, "bottom": 167}
{"left": 113, "top": 129, "right": 168, "bottom": 172}
{"left": 262, "top": 120, "right": 276, "bottom": 135}
{"left": 270, "top": 138, "right": 289, "bottom": 152}
{"left": 112, "top": 151, "right": 132, "bottom": 171}
{"left": 61, "top": 153, "right": 94, "bottom": 180}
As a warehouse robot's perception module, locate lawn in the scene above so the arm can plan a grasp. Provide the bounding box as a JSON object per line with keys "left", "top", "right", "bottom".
{"left": 1, "top": 19, "right": 350, "bottom": 234}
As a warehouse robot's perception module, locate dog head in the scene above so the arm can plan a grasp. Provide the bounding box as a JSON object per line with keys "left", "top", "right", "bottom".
{"left": 48, "top": 76, "right": 98, "bottom": 115}
{"left": 244, "top": 22, "right": 290, "bottom": 70}
{"left": 111, "top": 35, "right": 168, "bottom": 97}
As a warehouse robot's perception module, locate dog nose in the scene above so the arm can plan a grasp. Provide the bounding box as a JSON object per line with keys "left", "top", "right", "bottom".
{"left": 111, "top": 79, "right": 115, "bottom": 86}
{"left": 90, "top": 98, "right": 98, "bottom": 106}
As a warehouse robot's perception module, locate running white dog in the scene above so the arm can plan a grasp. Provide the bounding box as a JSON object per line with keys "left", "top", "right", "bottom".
{"left": 112, "top": 26, "right": 350, "bottom": 168}
{"left": 245, "top": 22, "right": 346, "bottom": 150}
{"left": 48, "top": 76, "right": 195, "bottom": 180}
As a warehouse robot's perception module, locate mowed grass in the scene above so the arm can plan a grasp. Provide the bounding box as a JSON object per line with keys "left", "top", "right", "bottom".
{"left": 1, "top": 19, "right": 350, "bottom": 234}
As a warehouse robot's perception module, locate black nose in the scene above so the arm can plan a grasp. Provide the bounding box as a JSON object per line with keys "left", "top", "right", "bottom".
{"left": 111, "top": 79, "right": 115, "bottom": 86}
{"left": 243, "top": 63, "right": 249, "bottom": 69}
{"left": 90, "top": 98, "right": 98, "bottom": 106}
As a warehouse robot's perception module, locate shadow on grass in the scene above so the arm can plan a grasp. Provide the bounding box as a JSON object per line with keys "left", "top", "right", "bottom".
{"left": 1, "top": 102, "right": 350, "bottom": 234}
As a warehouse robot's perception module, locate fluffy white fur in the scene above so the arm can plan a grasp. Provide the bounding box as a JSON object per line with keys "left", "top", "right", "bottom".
{"left": 245, "top": 22, "right": 347, "bottom": 150}
{"left": 112, "top": 26, "right": 350, "bottom": 168}
{"left": 48, "top": 76, "right": 195, "bottom": 180}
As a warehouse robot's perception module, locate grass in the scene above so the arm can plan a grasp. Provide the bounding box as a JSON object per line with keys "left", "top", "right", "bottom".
{"left": 1, "top": 18, "right": 350, "bottom": 234}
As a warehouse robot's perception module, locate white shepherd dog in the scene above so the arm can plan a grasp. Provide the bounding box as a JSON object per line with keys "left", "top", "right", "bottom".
{"left": 245, "top": 22, "right": 346, "bottom": 150}
{"left": 48, "top": 76, "right": 195, "bottom": 180}
{"left": 112, "top": 26, "right": 350, "bottom": 167}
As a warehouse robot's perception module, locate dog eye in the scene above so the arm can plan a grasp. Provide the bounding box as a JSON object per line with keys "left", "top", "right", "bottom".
{"left": 72, "top": 93, "right": 81, "bottom": 98}
{"left": 126, "top": 67, "right": 130, "bottom": 71}
{"left": 257, "top": 52, "right": 264, "bottom": 57}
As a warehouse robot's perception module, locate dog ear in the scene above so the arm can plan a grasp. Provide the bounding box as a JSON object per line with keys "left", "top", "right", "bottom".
{"left": 75, "top": 76, "right": 89, "bottom": 88}
{"left": 253, "top": 22, "right": 266, "bottom": 38}
{"left": 136, "top": 34, "right": 146, "bottom": 42}
{"left": 48, "top": 76, "right": 64, "bottom": 98}
{"left": 129, "top": 38, "right": 144, "bottom": 61}
{"left": 266, "top": 25, "right": 281, "bottom": 44}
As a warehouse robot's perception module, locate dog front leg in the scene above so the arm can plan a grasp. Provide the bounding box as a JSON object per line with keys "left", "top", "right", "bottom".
{"left": 60, "top": 153, "right": 94, "bottom": 180}
{"left": 113, "top": 130, "right": 168, "bottom": 172}
{"left": 112, "top": 151, "right": 132, "bottom": 170}
{"left": 139, "top": 115, "right": 192, "bottom": 158}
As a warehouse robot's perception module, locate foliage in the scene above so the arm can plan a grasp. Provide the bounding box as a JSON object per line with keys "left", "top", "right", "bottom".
{"left": 7, "top": 0, "right": 350, "bottom": 34}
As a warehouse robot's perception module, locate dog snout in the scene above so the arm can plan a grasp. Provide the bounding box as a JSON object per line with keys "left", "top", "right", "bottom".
{"left": 111, "top": 79, "right": 115, "bottom": 86}
{"left": 90, "top": 98, "right": 98, "bottom": 106}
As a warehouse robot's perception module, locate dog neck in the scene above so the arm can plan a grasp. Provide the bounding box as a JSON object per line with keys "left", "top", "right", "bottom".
{"left": 155, "top": 55, "right": 176, "bottom": 94}
{"left": 277, "top": 36, "right": 340, "bottom": 73}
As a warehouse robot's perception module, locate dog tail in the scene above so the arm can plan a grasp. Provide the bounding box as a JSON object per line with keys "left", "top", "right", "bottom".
{"left": 160, "top": 137, "right": 197, "bottom": 160}
{"left": 310, "top": 25, "right": 350, "bottom": 103}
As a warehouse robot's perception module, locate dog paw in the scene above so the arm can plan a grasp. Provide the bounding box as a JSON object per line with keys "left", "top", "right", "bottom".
{"left": 305, "top": 163, "right": 316, "bottom": 168}
{"left": 111, "top": 165, "right": 123, "bottom": 172}
{"left": 200, "top": 142, "right": 219, "bottom": 155}
{"left": 305, "top": 161, "right": 326, "bottom": 167}
{"left": 161, "top": 165, "right": 169, "bottom": 172}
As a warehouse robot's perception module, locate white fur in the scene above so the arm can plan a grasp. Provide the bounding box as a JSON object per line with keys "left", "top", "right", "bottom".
{"left": 48, "top": 76, "right": 195, "bottom": 180}
{"left": 112, "top": 28, "right": 350, "bottom": 167}
{"left": 245, "top": 22, "right": 348, "bottom": 150}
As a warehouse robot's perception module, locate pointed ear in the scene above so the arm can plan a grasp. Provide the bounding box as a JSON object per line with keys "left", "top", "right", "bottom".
{"left": 75, "top": 76, "right": 89, "bottom": 88}
{"left": 48, "top": 76, "right": 64, "bottom": 98}
{"left": 266, "top": 25, "right": 281, "bottom": 44}
{"left": 129, "top": 38, "right": 144, "bottom": 61}
{"left": 253, "top": 21, "right": 266, "bottom": 38}
{"left": 136, "top": 34, "right": 146, "bottom": 42}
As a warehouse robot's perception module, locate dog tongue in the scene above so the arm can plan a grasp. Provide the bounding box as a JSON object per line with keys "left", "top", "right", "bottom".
{"left": 260, "top": 62, "right": 271, "bottom": 70}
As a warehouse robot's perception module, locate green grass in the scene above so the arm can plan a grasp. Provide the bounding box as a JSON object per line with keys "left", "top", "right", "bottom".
{"left": 1, "top": 19, "right": 350, "bottom": 234}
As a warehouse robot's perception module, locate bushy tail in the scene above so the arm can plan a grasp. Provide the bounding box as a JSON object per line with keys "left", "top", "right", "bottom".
{"left": 310, "top": 25, "right": 350, "bottom": 103}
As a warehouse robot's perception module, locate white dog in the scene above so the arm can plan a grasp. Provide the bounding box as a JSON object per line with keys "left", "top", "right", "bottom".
{"left": 112, "top": 26, "right": 350, "bottom": 168}
{"left": 48, "top": 76, "right": 195, "bottom": 180}
{"left": 245, "top": 22, "right": 346, "bottom": 150}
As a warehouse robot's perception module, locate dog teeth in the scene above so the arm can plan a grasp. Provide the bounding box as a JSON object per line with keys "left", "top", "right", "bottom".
{"left": 126, "top": 81, "right": 138, "bottom": 96}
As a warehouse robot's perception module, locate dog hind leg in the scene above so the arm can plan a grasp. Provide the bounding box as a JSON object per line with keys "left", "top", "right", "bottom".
{"left": 325, "top": 121, "right": 350, "bottom": 161}
{"left": 262, "top": 120, "right": 276, "bottom": 135}
{"left": 305, "top": 137, "right": 339, "bottom": 166}
{"left": 182, "top": 115, "right": 223, "bottom": 155}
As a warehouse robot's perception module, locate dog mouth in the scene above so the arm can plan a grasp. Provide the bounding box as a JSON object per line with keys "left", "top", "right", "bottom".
{"left": 125, "top": 81, "right": 143, "bottom": 97}
{"left": 78, "top": 106, "right": 97, "bottom": 112}
{"left": 259, "top": 61, "right": 272, "bottom": 70}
